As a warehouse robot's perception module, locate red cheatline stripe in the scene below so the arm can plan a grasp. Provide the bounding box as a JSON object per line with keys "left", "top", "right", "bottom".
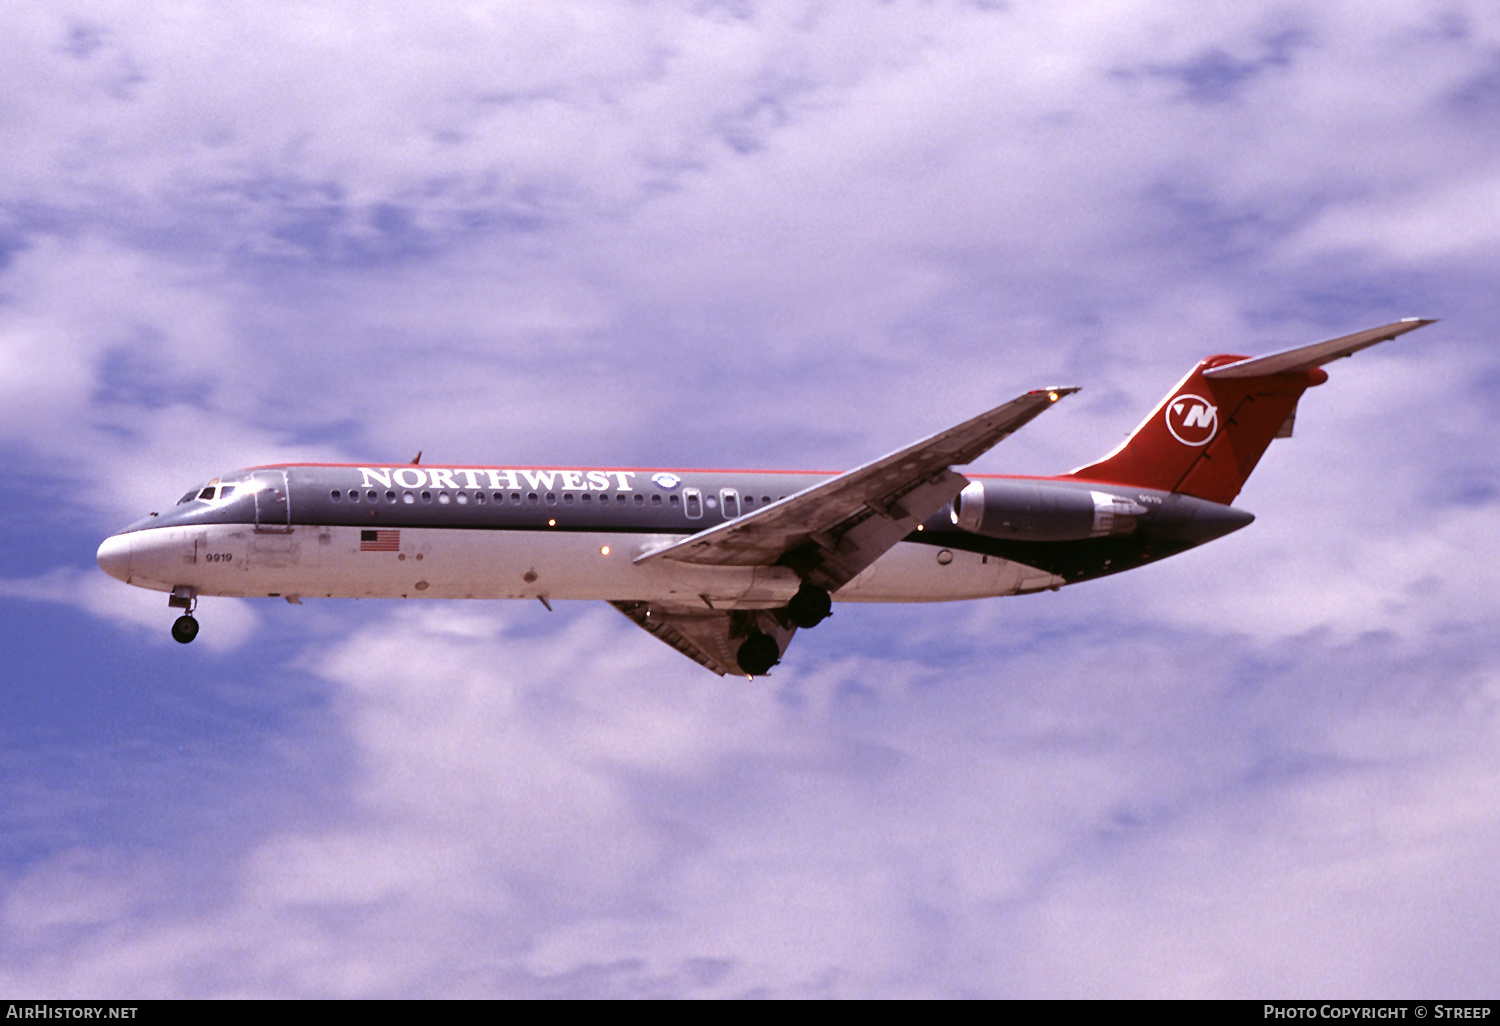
{"left": 245, "top": 462, "right": 838, "bottom": 475}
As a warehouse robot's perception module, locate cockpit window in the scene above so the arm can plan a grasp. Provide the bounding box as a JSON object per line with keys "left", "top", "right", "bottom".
{"left": 178, "top": 482, "right": 238, "bottom": 504}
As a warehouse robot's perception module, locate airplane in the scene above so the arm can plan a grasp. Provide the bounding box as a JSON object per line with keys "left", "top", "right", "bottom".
{"left": 96, "top": 319, "right": 1433, "bottom": 677}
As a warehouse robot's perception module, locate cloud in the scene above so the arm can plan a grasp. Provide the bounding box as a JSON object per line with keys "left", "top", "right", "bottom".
{"left": 8, "top": 1, "right": 1498, "bottom": 490}
{"left": 0, "top": 235, "right": 355, "bottom": 527}
{"left": 999, "top": 693, "right": 1500, "bottom": 997}
{"left": 0, "top": 566, "right": 259, "bottom": 651}
{"left": 1288, "top": 174, "right": 1500, "bottom": 264}
{"left": 4, "top": 0, "right": 1500, "bottom": 999}
{"left": 3, "top": 604, "right": 1498, "bottom": 996}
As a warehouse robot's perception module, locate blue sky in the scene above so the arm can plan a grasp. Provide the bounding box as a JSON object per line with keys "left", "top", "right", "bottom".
{"left": 2, "top": 0, "right": 1499, "bottom": 997}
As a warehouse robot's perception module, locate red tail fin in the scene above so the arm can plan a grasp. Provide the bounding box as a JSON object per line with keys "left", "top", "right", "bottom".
{"left": 1064, "top": 319, "right": 1434, "bottom": 504}
{"left": 1065, "top": 358, "right": 1322, "bottom": 505}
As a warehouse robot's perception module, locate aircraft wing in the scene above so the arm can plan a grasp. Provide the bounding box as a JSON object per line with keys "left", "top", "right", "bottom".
{"left": 611, "top": 600, "right": 796, "bottom": 677}
{"left": 634, "top": 387, "right": 1078, "bottom": 594}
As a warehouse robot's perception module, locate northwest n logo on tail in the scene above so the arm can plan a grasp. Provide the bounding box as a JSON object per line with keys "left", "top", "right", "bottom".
{"left": 1165, "top": 394, "right": 1218, "bottom": 445}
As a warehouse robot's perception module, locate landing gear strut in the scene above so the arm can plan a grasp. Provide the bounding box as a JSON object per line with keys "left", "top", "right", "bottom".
{"left": 168, "top": 585, "right": 199, "bottom": 645}
{"left": 786, "top": 583, "right": 832, "bottom": 629}
{"left": 736, "top": 631, "right": 780, "bottom": 677}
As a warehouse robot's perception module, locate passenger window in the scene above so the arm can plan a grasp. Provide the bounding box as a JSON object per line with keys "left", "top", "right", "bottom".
{"left": 633, "top": 494, "right": 644, "bottom": 506}
{"left": 438, "top": 492, "right": 451, "bottom": 504}
{"left": 455, "top": 491, "right": 468, "bottom": 505}
{"left": 743, "top": 495, "right": 753, "bottom": 507}
{"left": 617, "top": 494, "right": 626, "bottom": 504}
{"left": 330, "top": 490, "right": 342, "bottom": 501}
{"left": 474, "top": 492, "right": 486, "bottom": 505}
{"left": 385, "top": 490, "right": 396, "bottom": 503}
{"left": 581, "top": 494, "right": 591, "bottom": 504}
{"left": 705, "top": 495, "right": 718, "bottom": 509}
{"left": 404, "top": 491, "right": 415, "bottom": 504}
{"left": 367, "top": 490, "right": 378, "bottom": 502}
{"left": 669, "top": 494, "right": 680, "bottom": 505}
{"left": 564, "top": 493, "right": 574, "bottom": 505}
{"left": 349, "top": 490, "right": 361, "bottom": 503}
{"left": 545, "top": 493, "right": 557, "bottom": 505}
{"left": 510, "top": 492, "right": 520, "bottom": 504}
{"left": 527, "top": 493, "right": 539, "bottom": 505}
{"left": 651, "top": 494, "right": 662, "bottom": 505}
{"left": 421, "top": 491, "right": 433, "bottom": 503}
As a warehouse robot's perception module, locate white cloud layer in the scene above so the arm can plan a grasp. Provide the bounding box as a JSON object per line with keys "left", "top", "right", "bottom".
{"left": 2, "top": 0, "right": 1499, "bottom": 997}
{"left": 2, "top": 606, "right": 1498, "bottom": 996}
{"left": 0, "top": 566, "right": 258, "bottom": 652}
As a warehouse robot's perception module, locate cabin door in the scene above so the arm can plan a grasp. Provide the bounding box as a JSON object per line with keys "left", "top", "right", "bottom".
{"left": 253, "top": 470, "right": 292, "bottom": 533}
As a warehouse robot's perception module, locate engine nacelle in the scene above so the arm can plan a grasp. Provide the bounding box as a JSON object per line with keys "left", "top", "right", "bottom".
{"left": 950, "top": 480, "right": 1148, "bottom": 541}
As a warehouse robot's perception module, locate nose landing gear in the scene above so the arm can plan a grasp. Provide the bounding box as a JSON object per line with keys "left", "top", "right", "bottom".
{"left": 168, "top": 585, "right": 199, "bottom": 645}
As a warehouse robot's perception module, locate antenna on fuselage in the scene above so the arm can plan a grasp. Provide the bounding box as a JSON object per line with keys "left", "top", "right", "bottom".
{"left": 410, "top": 451, "right": 422, "bottom": 465}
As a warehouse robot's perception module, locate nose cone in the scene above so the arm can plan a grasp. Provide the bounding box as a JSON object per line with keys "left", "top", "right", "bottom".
{"left": 97, "top": 533, "right": 132, "bottom": 582}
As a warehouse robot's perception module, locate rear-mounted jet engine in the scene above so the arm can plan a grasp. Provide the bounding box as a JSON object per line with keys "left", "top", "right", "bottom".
{"left": 950, "top": 479, "right": 1148, "bottom": 541}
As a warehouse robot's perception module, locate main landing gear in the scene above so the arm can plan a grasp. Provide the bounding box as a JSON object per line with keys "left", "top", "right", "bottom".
{"left": 168, "top": 585, "right": 199, "bottom": 645}
{"left": 735, "top": 584, "right": 834, "bottom": 677}
{"left": 737, "top": 631, "right": 781, "bottom": 677}
{"left": 786, "top": 583, "right": 832, "bottom": 629}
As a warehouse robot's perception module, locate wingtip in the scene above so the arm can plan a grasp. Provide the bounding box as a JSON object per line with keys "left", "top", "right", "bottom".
{"left": 1386, "top": 317, "right": 1438, "bottom": 339}
{"left": 1037, "top": 385, "right": 1082, "bottom": 401}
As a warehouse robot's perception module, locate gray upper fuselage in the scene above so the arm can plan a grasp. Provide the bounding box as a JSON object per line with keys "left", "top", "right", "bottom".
{"left": 115, "top": 463, "right": 1255, "bottom": 588}
{"left": 121, "top": 464, "right": 840, "bottom": 536}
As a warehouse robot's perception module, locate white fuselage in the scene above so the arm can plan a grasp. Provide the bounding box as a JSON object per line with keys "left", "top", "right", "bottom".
{"left": 99, "top": 522, "right": 1066, "bottom": 607}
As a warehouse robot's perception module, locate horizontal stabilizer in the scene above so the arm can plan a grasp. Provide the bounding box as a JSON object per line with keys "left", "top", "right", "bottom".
{"left": 1202, "top": 318, "right": 1435, "bottom": 380}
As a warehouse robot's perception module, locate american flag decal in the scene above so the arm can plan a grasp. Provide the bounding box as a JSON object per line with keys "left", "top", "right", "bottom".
{"left": 360, "top": 529, "right": 400, "bottom": 552}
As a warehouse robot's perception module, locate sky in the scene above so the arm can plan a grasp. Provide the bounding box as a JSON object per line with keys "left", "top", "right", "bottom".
{"left": 2, "top": 0, "right": 1499, "bottom": 998}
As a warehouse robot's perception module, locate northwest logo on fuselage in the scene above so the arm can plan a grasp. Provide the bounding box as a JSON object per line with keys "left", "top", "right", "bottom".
{"left": 1164, "top": 394, "right": 1218, "bottom": 446}
{"left": 356, "top": 468, "right": 638, "bottom": 492}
